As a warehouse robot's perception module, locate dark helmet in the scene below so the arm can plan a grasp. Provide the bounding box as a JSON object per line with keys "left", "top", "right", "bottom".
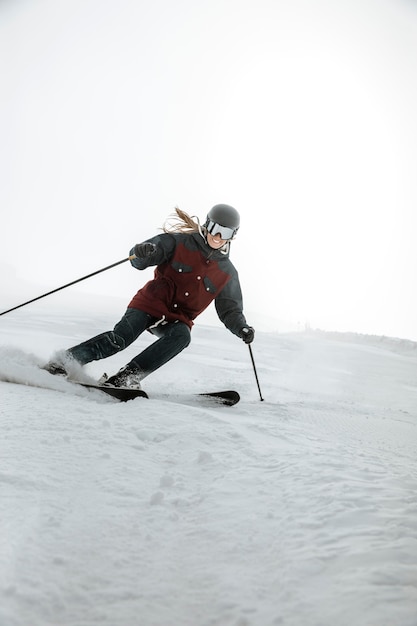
{"left": 204, "top": 204, "right": 240, "bottom": 240}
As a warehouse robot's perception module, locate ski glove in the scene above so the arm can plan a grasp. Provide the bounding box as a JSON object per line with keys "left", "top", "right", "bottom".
{"left": 239, "top": 326, "right": 255, "bottom": 344}
{"left": 134, "top": 242, "right": 157, "bottom": 259}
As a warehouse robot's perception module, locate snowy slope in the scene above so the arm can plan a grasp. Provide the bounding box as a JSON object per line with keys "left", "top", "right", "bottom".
{"left": 1, "top": 303, "right": 417, "bottom": 626}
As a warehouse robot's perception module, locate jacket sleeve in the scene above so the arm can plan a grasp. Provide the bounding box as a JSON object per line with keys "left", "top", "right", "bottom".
{"left": 129, "top": 233, "right": 177, "bottom": 270}
{"left": 214, "top": 265, "right": 248, "bottom": 337}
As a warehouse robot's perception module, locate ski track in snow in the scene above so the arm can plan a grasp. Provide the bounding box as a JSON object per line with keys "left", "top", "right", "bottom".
{"left": 1, "top": 307, "right": 417, "bottom": 626}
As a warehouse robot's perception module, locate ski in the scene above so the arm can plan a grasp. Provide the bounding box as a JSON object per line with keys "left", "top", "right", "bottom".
{"left": 29, "top": 366, "right": 240, "bottom": 406}
{"left": 76, "top": 382, "right": 149, "bottom": 401}
{"left": 76, "top": 382, "right": 239, "bottom": 406}
{"left": 196, "top": 390, "right": 240, "bottom": 406}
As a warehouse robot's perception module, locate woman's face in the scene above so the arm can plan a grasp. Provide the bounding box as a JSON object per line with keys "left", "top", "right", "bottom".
{"left": 207, "top": 231, "right": 228, "bottom": 249}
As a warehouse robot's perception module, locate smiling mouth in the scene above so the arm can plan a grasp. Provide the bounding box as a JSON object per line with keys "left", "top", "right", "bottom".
{"left": 207, "top": 233, "right": 225, "bottom": 248}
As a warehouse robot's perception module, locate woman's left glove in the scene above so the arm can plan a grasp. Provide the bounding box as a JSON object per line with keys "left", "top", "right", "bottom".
{"left": 239, "top": 326, "right": 255, "bottom": 344}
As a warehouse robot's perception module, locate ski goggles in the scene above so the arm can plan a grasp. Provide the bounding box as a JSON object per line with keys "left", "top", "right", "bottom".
{"left": 205, "top": 219, "right": 239, "bottom": 240}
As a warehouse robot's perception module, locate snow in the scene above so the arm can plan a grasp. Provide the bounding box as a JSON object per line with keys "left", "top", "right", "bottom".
{"left": 1, "top": 301, "right": 417, "bottom": 626}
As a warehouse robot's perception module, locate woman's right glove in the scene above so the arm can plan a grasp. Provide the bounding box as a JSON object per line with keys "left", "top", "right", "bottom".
{"left": 134, "top": 242, "right": 157, "bottom": 259}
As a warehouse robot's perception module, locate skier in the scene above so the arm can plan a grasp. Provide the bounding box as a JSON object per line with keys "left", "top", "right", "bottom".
{"left": 45, "top": 204, "right": 255, "bottom": 389}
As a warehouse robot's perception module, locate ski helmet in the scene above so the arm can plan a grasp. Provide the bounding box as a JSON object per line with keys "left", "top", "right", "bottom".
{"left": 204, "top": 204, "right": 240, "bottom": 240}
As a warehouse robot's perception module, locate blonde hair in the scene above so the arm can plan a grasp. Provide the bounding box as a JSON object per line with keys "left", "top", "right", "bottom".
{"left": 163, "top": 207, "right": 201, "bottom": 234}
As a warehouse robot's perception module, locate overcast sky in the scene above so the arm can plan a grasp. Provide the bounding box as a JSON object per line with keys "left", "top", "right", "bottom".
{"left": 1, "top": 0, "right": 417, "bottom": 340}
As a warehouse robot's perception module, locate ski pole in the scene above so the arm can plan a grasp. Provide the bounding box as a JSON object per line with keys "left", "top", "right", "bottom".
{"left": 248, "top": 344, "right": 264, "bottom": 401}
{"left": 0, "top": 255, "right": 136, "bottom": 317}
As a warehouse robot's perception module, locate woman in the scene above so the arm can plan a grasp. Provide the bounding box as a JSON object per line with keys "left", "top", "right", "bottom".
{"left": 45, "top": 204, "right": 255, "bottom": 388}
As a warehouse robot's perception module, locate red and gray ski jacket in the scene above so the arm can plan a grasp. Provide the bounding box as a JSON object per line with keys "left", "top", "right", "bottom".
{"left": 128, "top": 231, "right": 248, "bottom": 336}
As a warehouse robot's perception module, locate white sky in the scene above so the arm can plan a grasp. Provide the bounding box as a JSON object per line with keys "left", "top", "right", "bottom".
{"left": 1, "top": 0, "right": 417, "bottom": 340}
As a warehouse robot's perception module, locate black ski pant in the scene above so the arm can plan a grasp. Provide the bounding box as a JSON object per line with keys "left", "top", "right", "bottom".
{"left": 67, "top": 308, "right": 191, "bottom": 378}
